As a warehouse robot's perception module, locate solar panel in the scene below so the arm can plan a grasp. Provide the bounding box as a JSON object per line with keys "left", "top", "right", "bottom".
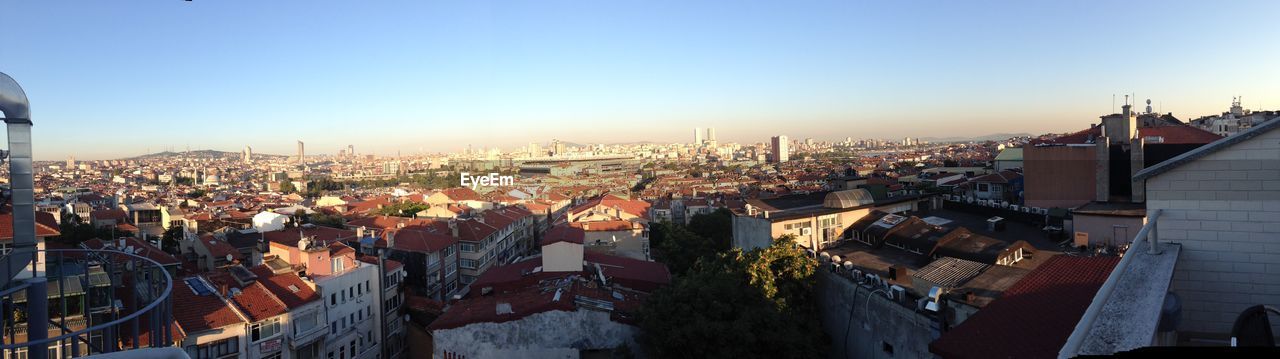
{"left": 185, "top": 277, "right": 213, "bottom": 296}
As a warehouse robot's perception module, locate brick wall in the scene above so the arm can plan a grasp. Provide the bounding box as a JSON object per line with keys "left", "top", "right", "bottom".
{"left": 1145, "top": 127, "right": 1280, "bottom": 336}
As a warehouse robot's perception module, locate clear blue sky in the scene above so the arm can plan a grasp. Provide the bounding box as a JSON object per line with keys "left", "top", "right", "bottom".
{"left": 5, "top": 1, "right": 1278, "bottom": 160}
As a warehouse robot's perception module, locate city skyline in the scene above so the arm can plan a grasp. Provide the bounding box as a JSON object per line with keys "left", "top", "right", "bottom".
{"left": 7, "top": 1, "right": 1280, "bottom": 160}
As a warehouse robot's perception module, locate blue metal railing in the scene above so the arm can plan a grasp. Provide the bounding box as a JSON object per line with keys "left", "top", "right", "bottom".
{"left": 0, "top": 248, "right": 174, "bottom": 359}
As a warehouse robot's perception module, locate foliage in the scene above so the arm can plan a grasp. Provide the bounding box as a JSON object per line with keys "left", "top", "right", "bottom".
{"left": 309, "top": 213, "right": 346, "bottom": 229}
{"left": 160, "top": 225, "right": 184, "bottom": 253}
{"left": 376, "top": 202, "right": 431, "bottom": 217}
{"left": 186, "top": 189, "right": 207, "bottom": 198}
{"left": 278, "top": 180, "right": 297, "bottom": 194}
{"left": 651, "top": 209, "right": 734, "bottom": 276}
{"left": 53, "top": 215, "right": 116, "bottom": 245}
{"left": 637, "top": 235, "right": 826, "bottom": 358}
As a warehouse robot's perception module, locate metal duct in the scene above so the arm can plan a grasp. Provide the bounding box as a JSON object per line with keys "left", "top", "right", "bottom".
{"left": 0, "top": 71, "right": 35, "bottom": 288}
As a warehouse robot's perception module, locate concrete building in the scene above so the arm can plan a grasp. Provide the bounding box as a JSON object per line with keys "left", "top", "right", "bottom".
{"left": 427, "top": 226, "right": 670, "bottom": 358}
{"left": 993, "top": 147, "right": 1023, "bottom": 172}
{"left": 1131, "top": 117, "right": 1280, "bottom": 342}
{"left": 731, "top": 189, "right": 935, "bottom": 251}
{"left": 1023, "top": 104, "right": 1220, "bottom": 209}
{"left": 771, "top": 135, "right": 789, "bottom": 163}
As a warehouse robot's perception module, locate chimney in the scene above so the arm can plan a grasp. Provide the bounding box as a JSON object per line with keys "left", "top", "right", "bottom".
{"left": 449, "top": 219, "right": 459, "bottom": 238}
{"left": 583, "top": 222, "right": 590, "bottom": 231}
{"left": 1095, "top": 136, "right": 1110, "bottom": 202}
{"left": 1130, "top": 136, "right": 1146, "bottom": 203}
{"left": 387, "top": 231, "right": 395, "bottom": 249}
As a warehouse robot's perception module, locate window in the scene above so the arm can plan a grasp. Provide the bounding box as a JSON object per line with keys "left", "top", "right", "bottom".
{"left": 330, "top": 321, "right": 337, "bottom": 335}
{"left": 460, "top": 259, "right": 477, "bottom": 270}
{"left": 350, "top": 340, "right": 357, "bottom": 355}
{"left": 327, "top": 351, "right": 334, "bottom": 359}
{"left": 366, "top": 305, "right": 371, "bottom": 317}
{"left": 357, "top": 284, "right": 362, "bottom": 296}
{"left": 977, "top": 183, "right": 990, "bottom": 192}
{"left": 882, "top": 341, "right": 894, "bottom": 356}
{"left": 251, "top": 317, "right": 282, "bottom": 342}
{"left": 331, "top": 293, "right": 337, "bottom": 305}
{"left": 331, "top": 257, "right": 345, "bottom": 273}
{"left": 460, "top": 242, "right": 477, "bottom": 253}
{"left": 186, "top": 337, "right": 239, "bottom": 359}
{"left": 294, "top": 311, "right": 320, "bottom": 335}
{"left": 365, "top": 281, "right": 370, "bottom": 292}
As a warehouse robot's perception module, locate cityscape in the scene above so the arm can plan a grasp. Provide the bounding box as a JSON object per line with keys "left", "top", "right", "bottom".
{"left": 3, "top": 1, "right": 1280, "bottom": 359}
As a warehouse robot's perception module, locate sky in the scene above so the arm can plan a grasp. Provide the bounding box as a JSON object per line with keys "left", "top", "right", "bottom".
{"left": 4, "top": 1, "right": 1279, "bottom": 160}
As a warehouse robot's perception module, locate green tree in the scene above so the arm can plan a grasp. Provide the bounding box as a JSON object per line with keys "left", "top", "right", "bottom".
{"left": 638, "top": 235, "right": 826, "bottom": 358}
{"left": 160, "top": 226, "right": 184, "bottom": 253}
{"left": 279, "top": 181, "right": 296, "bottom": 194}
{"left": 310, "top": 213, "right": 346, "bottom": 229}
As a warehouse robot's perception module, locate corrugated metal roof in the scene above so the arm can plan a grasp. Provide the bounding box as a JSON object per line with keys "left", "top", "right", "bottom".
{"left": 911, "top": 257, "right": 989, "bottom": 289}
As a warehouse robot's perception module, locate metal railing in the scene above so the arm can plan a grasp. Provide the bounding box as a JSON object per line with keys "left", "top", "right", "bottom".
{"left": 0, "top": 248, "right": 175, "bottom": 359}
{"left": 1058, "top": 208, "right": 1163, "bottom": 358}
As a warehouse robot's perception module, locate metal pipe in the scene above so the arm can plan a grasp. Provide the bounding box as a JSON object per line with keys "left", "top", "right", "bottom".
{"left": 0, "top": 72, "right": 35, "bottom": 289}
{"left": 26, "top": 277, "right": 47, "bottom": 359}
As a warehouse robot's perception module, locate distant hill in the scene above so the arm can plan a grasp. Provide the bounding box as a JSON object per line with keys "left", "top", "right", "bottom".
{"left": 920, "top": 133, "right": 1033, "bottom": 143}
{"left": 121, "top": 150, "right": 287, "bottom": 160}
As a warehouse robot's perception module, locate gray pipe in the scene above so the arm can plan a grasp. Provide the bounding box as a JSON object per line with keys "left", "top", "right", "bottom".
{"left": 0, "top": 71, "right": 35, "bottom": 288}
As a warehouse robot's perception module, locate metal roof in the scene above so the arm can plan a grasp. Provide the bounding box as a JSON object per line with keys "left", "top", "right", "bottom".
{"left": 911, "top": 257, "right": 990, "bottom": 289}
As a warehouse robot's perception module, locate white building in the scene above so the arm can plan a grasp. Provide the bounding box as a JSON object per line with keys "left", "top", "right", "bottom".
{"left": 254, "top": 211, "right": 289, "bottom": 232}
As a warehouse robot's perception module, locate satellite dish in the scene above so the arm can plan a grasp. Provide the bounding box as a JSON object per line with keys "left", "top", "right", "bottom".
{"left": 226, "top": 254, "right": 234, "bottom": 262}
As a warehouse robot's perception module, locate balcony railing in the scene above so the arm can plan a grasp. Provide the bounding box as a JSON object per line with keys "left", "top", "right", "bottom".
{"left": 0, "top": 248, "right": 175, "bottom": 359}
{"left": 1060, "top": 209, "right": 1182, "bottom": 357}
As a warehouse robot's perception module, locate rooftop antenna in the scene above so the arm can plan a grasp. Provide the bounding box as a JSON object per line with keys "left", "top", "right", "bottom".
{"left": 1112, "top": 94, "right": 1116, "bottom": 113}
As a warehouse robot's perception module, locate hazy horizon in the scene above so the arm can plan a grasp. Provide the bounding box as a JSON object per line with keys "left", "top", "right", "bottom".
{"left": 6, "top": 1, "right": 1279, "bottom": 160}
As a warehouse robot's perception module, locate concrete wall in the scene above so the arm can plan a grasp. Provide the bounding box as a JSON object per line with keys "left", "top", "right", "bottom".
{"left": 1072, "top": 214, "right": 1147, "bottom": 247}
{"left": 817, "top": 270, "right": 938, "bottom": 359}
{"left": 1145, "top": 126, "right": 1280, "bottom": 338}
{"left": 583, "top": 229, "right": 648, "bottom": 261}
{"left": 543, "top": 242, "right": 584, "bottom": 272}
{"left": 732, "top": 215, "right": 774, "bottom": 250}
{"left": 432, "top": 309, "right": 638, "bottom": 359}
{"left": 1024, "top": 144, "right": 1097, "bottom": 209}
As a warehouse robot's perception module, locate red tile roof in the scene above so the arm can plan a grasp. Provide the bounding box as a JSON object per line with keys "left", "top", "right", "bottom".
{"left": 970, "top": 170, "right": 1023, "bottom": 184}
{"left": 171, "top": 277, "right": 245, "bottom": 334}
{"left": 250, "top": 265, "right": 321, "bottom": 308}
{"left": 430, "top": 252, "right": 669, "bottom": 331}
{"left": 198, "top": 234, "right": 241, "bottom": 261}
{"left": 0, "top": 210, "right": 62, "bottom": 239}
{"left": 568, "top": 220, "right": 637, "bottom": 232}
{"left": 1031, "top": 124, "right": 1221, "bottom": 146}
{"left": 228, "top": 280, "right": 289, "bottom": 322}
{"left": 262, "top": 226, "right": 356, "bottom": 248}
{"left": 540, "top": 225, "right": 584, "bottom": 246}
{"left": 380, "top": 227, "right": 457, "bottom": 254}
{"left": 439, "top": 188, "right": 481, "bottom": 202}
{"left": 929, "top": 255, "right": 1120, "bottom": 359}
{"left": 357, "top": 256, "right": 405, "bottom": 273}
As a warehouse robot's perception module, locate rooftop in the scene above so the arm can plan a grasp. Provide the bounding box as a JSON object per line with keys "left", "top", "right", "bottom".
{"left": 929, "top": 255, "right": 1120, "bottom": 359}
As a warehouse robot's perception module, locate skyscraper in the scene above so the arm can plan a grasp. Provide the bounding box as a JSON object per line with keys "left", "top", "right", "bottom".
{"left": 694, "top": 127, "right": 704, "bottom": 145}
{"left": 706, "top": 127, "right": 716, "bottom": 142}
{"left": 66, "top": 155, "right": 74, "bottom": 169}
{"left": 770, "top": 135, "right": 789, "bottom": 163}
{"left": 243, "top": 145, "right": 252, "bottom": 163}
{"left": 347, "top": 144, "right": 355, "bottom": 158}
{"left": 296, "top": 140, "right": 305, "bottom": 163}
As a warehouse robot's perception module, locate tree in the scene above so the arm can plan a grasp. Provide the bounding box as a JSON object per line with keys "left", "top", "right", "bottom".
{"left": 638, "top": 235, "right": 827, "bottom": 358}
{"left": 310, "top": 213, "right": 346, "bottom": 229}
{"left": 279, "top": 181, "right": 296, "bottom": 194}
{"left": 161, "top": 226, "right": 184, "bottom": 253}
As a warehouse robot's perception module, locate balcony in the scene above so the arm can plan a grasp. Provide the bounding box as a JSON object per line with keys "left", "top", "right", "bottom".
{"left": 0, "top": 248, "right": 177, "bottom": 358}
{"left": 1060, "top": 209, "right": 1182, "bottom": 357}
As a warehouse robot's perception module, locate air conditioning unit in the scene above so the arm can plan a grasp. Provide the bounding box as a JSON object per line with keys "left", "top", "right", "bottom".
{"left": 890, "top": 285, "right": 905, "bottom": 301}
{"left": 801, "top": 227, "right": 812, "bottom": 236}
